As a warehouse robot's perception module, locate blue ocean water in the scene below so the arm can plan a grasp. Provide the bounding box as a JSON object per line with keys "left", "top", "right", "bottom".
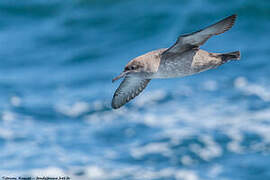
{"left": 0, "top": 0, "right": 270, "bottom": 179}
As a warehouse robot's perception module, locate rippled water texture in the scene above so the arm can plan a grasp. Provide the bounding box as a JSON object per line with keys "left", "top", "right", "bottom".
{"left": 0, "top": 0, "right": 270, "bottom": 179}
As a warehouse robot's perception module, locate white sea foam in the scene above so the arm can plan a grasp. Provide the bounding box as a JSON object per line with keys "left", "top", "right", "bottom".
{"left": 55, "top": 101, "right": 90, "bottom": 117}
{"left": 175, "top": 169, "right": 199, "bottom": 180}
{"left": 31, "top": 167, "right": 66, "bottom": 177}
{"left": 10, "top": 96, "right": 21, "bottom": 107}
{"left": 130, "top": 142, "right": 172, "bottom": 159}
{"left": 2, "top": 78, "right": 270, "bottom": 180}
{"left": 2, "top": 110, "right": 16, "bottom": 122}
{"left": 0, "top": 166, "right": 201, "bottom": 180}
{"left": 208, "top": 164, "right": 223, "bottom": 178}
{"left": 235, "top": 76, "right": 270, "bottom": 101}
{"left": 195, "top": 135, "right": 223, "bottom": 161}
{"left": 134, "top": 90, "right": 166, "bottom": 107}
{"left": 0, "top": 127, "right": 13, "bottom": 140}
{"left": 181, "top": 155, "right": 194, "bottom": 166}
{"left": 202, "top": 80, "right": 218, "bottom": 91}
{"left": 85, "top": 166, "right": 107, "bottom": 180}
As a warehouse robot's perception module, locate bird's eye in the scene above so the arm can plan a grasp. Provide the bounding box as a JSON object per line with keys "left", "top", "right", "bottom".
{"left": 125, "top": 65, "right": 137, "bottom": 71}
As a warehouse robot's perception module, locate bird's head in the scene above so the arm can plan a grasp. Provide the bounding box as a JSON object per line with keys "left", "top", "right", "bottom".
{"left": 112, "top": 61, "right": 144, "bottom": 83}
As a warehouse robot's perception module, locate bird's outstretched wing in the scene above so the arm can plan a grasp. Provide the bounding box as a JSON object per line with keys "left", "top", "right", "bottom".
{"left": 163, "top": 14, "right": 237, "bottom": 55}
{"left": 112, "top": 76, "right": 151, "bottom": 109}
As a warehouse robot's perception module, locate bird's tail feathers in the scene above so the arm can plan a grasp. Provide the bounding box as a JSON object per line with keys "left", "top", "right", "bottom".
{"left": 220, "top": 51, "right": 240, "bottom": 61}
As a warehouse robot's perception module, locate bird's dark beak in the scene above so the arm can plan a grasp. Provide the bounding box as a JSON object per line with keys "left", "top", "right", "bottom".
{"left": 112, "top": 71, "right": 127, "bottom": 83}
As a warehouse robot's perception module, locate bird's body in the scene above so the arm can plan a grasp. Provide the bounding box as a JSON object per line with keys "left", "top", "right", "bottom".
{"left": 139, "top": 48, "right": 223, "bottom": 79}
{"left": 112, "top": 14, "right": 240, "bottom": 109}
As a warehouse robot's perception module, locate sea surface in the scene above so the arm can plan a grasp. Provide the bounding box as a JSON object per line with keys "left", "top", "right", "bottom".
{"left": 0, "top": 0, "right": 270, "bottom": 180}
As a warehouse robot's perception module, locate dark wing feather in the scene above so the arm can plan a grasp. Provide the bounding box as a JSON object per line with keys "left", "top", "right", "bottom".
{"left": 112, "top": 76, "right": 151, "bottom": 109}
{"left": 163, "top": 14, "right": 237, "bottom": 55}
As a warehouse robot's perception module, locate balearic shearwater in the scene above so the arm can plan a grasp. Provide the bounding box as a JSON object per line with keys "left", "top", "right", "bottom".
{"left": 112, "top": 14, "right": 240, "bottom": 109}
